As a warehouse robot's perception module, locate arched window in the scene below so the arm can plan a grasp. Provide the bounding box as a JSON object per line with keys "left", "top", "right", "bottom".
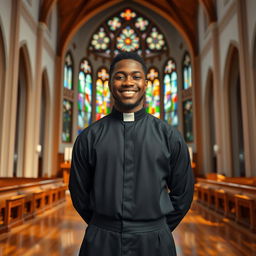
{"left": 96, "top": 68, "right": 111, "bottom": 120}
{"left": 182, "top": 52, "right": 193, "bottom": 142}
{"left": 89, "top": 8, "right": 167, "bottom": 59}
{"left": 64, "top": 53, "right": 73, "bottom": 90}
{"left": 78, "top": 59, "right": 92, "bottom": 133}
{"left": 164, "top": 59, "right": 178, "bottom": 126}
{"left": 183, "top": 53, "right": 192, "bottom": 90}
{"left": 62, "top": 52, "right": 74, "bottom": 142}
{"left": 183, "top": 99, "right": 193, "bottom": 142}
{"left": 146, "top": 68, "right": 160, "bottom": 118}
{"left": 62, "top": 99, "right": 73, "bottom": 142}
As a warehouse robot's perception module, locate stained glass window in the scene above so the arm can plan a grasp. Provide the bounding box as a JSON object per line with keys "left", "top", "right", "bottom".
{"left": 91, "top": 27, "right": 110, "bottom": 51}
{"left": 89, "top": 8, "right": 167, "bottom": 59}
{"left": 145, "top": 68, "right": 160, "bottom": 118}
{"left": 117, "top": 26, "right": 140, "bottom": 52}
{"left": 96, "top": 68, "right": 111, "bottom": 120}
{"left": 183, "top": 53, "right": 192, "bottom": 89}
{"left": 78, "top": 59, "right": 92, "bottom": 133}
{"left": 164, "top": 59, "right": 178, "bottom": 126}
{"left": 183, "top": 99, "right": 193, "bottom": 142}
{"left": 64, "top": 53, "right": 73, "bottom": 90}
{"left": 146, "top": 27, "right": 165, "bottom": 50}
{"left": 62, "top": 99, "right": 73, "bottom": 142}
{"left": 108, "top": 17, "right": 121, "bottom": 31}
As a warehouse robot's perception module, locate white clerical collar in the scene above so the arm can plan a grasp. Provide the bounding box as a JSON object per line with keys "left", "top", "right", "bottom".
{"left": 123, "top": 112, "right": 135, "bottom": 122}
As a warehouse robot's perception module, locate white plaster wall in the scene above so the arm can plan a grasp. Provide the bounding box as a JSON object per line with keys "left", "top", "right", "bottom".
{"left": 22, "top": 0, "right": 40, "bottom": 22}
{"left": 216, "top": 0, "right": 236, "bottom": 21}
{"left": 197, "top": 2, "right": 212, "bottom": 52}
{"left": 200, "top": 50, "right": 213, "bottom": 102}
{"left": 44, "top": 2, "right": 58, "bottom": 52}
{"left": 42, "top": 49, "right": 55, "bottom": 176}
{"left": 0, "top": 0, "right": 12, "bottom": 59}
{"left": 19, "top": 15, "right": 37, "bottom": 83}
{"left": 246, "top": 0, "right": 256, "bottom": 59}
{"left": 42, "top": 49, "right": 55, "bottom": 99}
{"left": 219, "top": 13, "right": 239, "bottom": 85}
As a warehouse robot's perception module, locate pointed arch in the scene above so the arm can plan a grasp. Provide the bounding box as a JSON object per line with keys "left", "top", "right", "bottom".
{"left": 78, "top": 58, "right": 93, "bottom": 132}
{"left": 252, "top": 25, "right": 256, "bottom": 114}
{"left": 88, "top": 7, "right": 168, "bottom": 59}
{"left": 223, "top": 43, "right": 245, "bottom": 177}
{"left": 163, "top": 58, "right": 178, "bottom": 126}
{"left": 62, "top": 51, "right": 74, "bottom": 143}
{"left": 38, "top": 69, "right": 51, "bottom": 177}
{"left": 61, "top": 1, "right": 195, "bottom": 57}
{"left": 95, "top": 67, "right": 110, "bottom": 120}
{"left": 146, "top": 67, "right": 161, "bottom": 118}
{"left": 14, "top": 44, "right": 33, "bottom": 177}
{"left": 0, "top": 22, "right": 7, "bottom": 176}
{"left": 204, "top": 68, "right": 216, "bottom": 173}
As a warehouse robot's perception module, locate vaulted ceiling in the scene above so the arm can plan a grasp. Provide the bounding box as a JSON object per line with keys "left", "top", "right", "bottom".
{"left": 39, "top": 0, "right": 217, "bottom": 56}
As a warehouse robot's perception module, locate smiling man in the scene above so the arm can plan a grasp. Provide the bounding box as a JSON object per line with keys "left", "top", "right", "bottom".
{"left": 69, "top": 52, "right": 194, "bottom": 256}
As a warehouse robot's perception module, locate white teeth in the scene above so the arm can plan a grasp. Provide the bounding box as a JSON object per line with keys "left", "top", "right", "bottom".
{"left": 121, "top": 91, "right": 136, "bottom": 96}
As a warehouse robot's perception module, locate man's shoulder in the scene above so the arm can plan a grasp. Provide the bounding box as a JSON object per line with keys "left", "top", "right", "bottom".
{"left": 147, "top": 114, "right": 185, "bottom": 142}
{"left": 147, "top": 113, "right": 177, "bottom": 131}
{"left": 77, "top": 115, "right": 111, "bottom": 140}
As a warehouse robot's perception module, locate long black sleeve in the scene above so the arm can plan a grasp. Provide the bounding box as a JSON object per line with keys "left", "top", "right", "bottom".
{"left": 69, "top": 133, "right": 93, "bottom": 224}
{"left": 166, "top": 129, "right": 194, "bottom": 231}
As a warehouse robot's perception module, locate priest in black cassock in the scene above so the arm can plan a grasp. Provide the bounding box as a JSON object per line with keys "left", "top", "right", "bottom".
{"left": 69, "top": 52, "right": 194, "bottom": 256}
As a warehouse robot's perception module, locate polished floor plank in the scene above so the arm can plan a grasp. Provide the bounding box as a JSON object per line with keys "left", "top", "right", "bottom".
{"left": 174, "top": 203, "right": 256, "bottom": 256}
{"left": 0, "top": 196, "right": 256, "bottom": 256}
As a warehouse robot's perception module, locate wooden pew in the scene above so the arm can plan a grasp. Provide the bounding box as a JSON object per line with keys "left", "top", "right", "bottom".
{"left": 195, "top": 177, "right": 256, "bottom": 232}
{"left": 0, "top": 178, "right": 67, "bottom": 234}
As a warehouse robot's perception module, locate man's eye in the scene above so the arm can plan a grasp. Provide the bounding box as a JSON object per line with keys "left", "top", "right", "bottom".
{"left": 133, "top": 76, "right": 141, "bottom": 80}
{"left": 115, "top": 76, "right": 124, "bottom": 80}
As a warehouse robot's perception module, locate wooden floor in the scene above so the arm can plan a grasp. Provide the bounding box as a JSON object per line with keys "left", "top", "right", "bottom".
{"left": 0, "top": 196, "right": 256, "bottom": 256}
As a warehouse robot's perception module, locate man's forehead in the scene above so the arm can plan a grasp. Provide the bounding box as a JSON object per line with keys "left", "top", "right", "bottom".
{"left": 113, "top": 59, "right": 144, "bottom": 70}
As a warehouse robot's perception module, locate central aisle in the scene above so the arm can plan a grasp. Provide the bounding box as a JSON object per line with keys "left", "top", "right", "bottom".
{"left": 0, "top": 196, "right": 255, "bottom": 256}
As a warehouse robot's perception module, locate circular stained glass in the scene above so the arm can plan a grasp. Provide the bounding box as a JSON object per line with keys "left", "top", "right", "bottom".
{"left": 108, "top": 17, "right": 121, "bottom": 31}
{"left": 117, "top": 26, "right": 139, "bottom": 52}
{"left": 89, "top": 8, "right": 167, "bottom": 58}
{"left": 146, "top": 27, "right": 165, "bottom": 50}
{"left": 135, "top": 17, "right": 149, "bottom": 31}
{"left": 91, "top": 27, "right": 110, "bottom": 50}
{"left": 120, "top": 9, "right": 136, "bottom": 20}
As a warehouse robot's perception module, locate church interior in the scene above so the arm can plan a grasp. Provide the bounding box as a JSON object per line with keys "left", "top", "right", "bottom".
{"left": 0, "top": 0, "right": 256, "bottom": 255}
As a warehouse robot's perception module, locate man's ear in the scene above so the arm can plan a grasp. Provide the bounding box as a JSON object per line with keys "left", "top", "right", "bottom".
{"left": 108, "top": 79, "right": 112, "bottom": 92}
{"left": 145, "top": 79, "right": 149, "bottom": 88}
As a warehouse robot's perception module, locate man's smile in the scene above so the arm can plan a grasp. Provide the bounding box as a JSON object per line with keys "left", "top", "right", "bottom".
{"left": 119, "top": 89, "right": 139, "bottom": 97}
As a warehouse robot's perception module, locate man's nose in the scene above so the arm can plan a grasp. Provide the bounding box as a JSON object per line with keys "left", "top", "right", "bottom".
{"left": 123, "top": 75, "right": 134, "bottom": 86}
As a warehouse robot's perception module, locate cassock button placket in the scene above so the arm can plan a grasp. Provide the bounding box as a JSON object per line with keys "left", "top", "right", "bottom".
{"left": 122, "top": 115, "right": 136, "bottom": 255}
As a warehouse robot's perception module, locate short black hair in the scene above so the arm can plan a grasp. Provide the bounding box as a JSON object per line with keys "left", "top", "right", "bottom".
{"left": 109, "top": 52, "right": 147, "bottom": 78}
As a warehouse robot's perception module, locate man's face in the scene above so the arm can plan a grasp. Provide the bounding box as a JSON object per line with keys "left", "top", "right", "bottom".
{"left": 109, "top": 59, "right": 147, "bottom": 113}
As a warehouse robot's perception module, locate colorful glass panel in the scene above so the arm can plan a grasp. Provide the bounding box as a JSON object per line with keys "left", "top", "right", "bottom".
{"left": 145, "top": 68, "right": 160, "bottom": 118}
{"left": 96, "top": 68, "right": 111, "bottom": 120}
{"left": 108, "top": 17, "right": 121, "bottom": 31}
{"left": 62, "top": 99, "right": 73, "bottom": 142}
{"left": 89, "top": 8, "right": 167, "bottom": 59}
{"left": 146, "top": 27, "right": 165, "bottom": 50}
{"left": 81, "top": 59, "right": 91, "bottom": 73}
{"left": 64, "top": 53, "right": 73, "bottom": 90}
{"left": 120, "top": 9, "right": 136, "bottom": 20}
{"left": 183, "top": 53, "right": 192, "bottom": 89}
{"left": 78, "top": 66, "right": 92, "bottom": 133}
{"left": 164, "top": 59, "right": 178, "bottom": 126}
{"left": 117, "top": 26, "right": 140, "bottom": 52}
{"left": 135, "top": 17, "right": 149, "bottom": 31}
{"left": 183, "top": 99, "right": 193, "bottom": 142}
{"left": 91, "top": 27, "right": 110, "bottom": 50}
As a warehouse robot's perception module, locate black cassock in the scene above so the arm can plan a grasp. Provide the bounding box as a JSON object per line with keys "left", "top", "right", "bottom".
{"left": 69, "top": 107, "right": 194, "bottom": 256}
